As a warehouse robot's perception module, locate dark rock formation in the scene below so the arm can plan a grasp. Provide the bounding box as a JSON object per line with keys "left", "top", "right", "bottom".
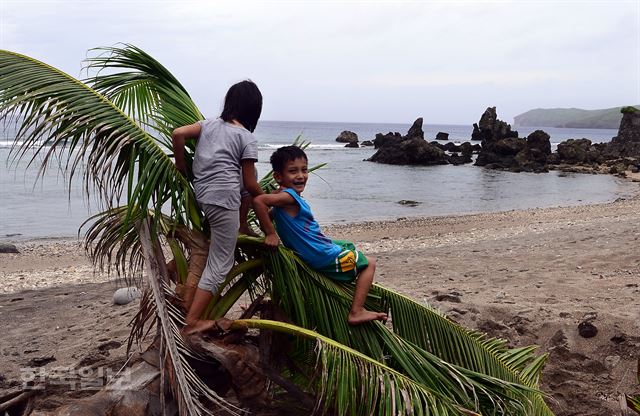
{"left": 474, "top": 109, "right": 550, "bottom": 172}
{"left": 435, "top": 132, "right": 449, "bottom": 141}
{"left": 469, "top": 105, "right": 640, "bottom": 175}
{"left": 474, "top": 107, "right": 522, "bottom": 169}
{"left": 512, "top": 130, "right": 552, "bottom": 172}
{"left": 344, "top": 141, "right": 359, "bottom": 148}
{"left": 471, "top": 123, "right": 482, "bottom": 141}
{"left": 429, "top": 140, "right": 480, "bottom": 165}
{"left": 360, "top": 140, "right": 373, "bottom": 146}
{"left": 369, "top": 137, "right": 448, "bottom": 165}
{"left": 475, "top": 136, "right": 527, "bottom": 170}
{"left": 368, "top": 118, "right": 449, "bottom": 165}
{"left": 460, "top": 142, "right": 482, "bottom": 153}
{"left": 472, "top": 107, "right": 519, "bottom": 142}
{"left": 554, "top": 139, "right": 602, "bottom": 164}
{"left": 526, "top": 130, "right": 552, "bottom": 156}
{"left": 373, "top": 132, "right": 402, "bottom": 149}
{"left": 448, "top": 152, "right": 473, "bottom": 165}
{"left": 549, "top": 108, "right": 640, "bottom": 174}
{"left": 613, "top": 107, "right": 640, "bottom": 142}
{"left": 335, "top": 130, "right": 358, "bottom": 144}
{"left": 431, "top": 141, "right": 480, "bottom": 155}
{"left": 0, "top": 243, "right": 19, "bottom": 254}
{"left": 493, "top": 137, "right": 526, "bottom": 156}
{"left": 428, "top": 141, "right": 475, "bottom": 165}
{"left": 604, "top": 107, "right": 640, "bottom": 157}
{"left": 441, "top": 142, "right": 458, "bottom": 152}
{"left": 406, "top": 118, "right": 424, "bottom": 140}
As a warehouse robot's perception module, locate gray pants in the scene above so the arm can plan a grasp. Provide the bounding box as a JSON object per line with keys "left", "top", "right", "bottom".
{"left": 198, "top": 203, "right": 239, "bottom": 293}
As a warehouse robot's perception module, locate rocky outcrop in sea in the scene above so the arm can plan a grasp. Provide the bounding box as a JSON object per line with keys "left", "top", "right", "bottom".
{"left": 336, "top": 130, "right": 359, "bottom": 147}
{"left": 367, "top": 118, "right": 449, "bottom": 165}
{"left": 364, "top": 106, "right": 640, "bottom": 176}
{"left": 548, "top": 107, "right": 640, "bottom": 176}
{"left": 473, "top": 107, "right": 550, "bottom": 172}
{"left": 471, "top": 107, "right": 518, "bottom": 142}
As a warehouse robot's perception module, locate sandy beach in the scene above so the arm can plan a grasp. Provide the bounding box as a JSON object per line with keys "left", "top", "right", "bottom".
{"left": 1, "top": 196, "right": 639, "bottom": 415}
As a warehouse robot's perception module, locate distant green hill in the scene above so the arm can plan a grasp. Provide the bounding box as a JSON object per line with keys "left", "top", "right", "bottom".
{"left": 513, "top": 106, "right": 639, "bottom": 129}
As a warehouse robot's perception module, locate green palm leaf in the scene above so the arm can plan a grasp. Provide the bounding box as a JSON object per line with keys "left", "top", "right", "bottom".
{"left": 0, "top": 49, "right": 198, "bottom": 230}
{"left": 234, "top": 318, "right": 472, "bottom": 416}
{"left": 85, "top": 44, "right": 203, "bottom": 140}
{"left": 376, "top": 287, "right": 552, "bottom": 415}
{"left": 259, "top": 245, "right": 548, "bottom": 415}
{"left": 82, "top": 206, "right": 146, "bottom": 278}
{"left": 627, "top": 395, "right": 640, "bottom": 414}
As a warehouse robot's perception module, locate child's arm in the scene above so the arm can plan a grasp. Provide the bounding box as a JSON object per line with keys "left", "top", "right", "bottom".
{"left": 253, "top": 192, "right": 296, "bottom": 247}
{"left": 172, "top": 123, "right": 201, "bottom": 175}
{"left": 241, "top": 159, "right": 263, "bottom": 197}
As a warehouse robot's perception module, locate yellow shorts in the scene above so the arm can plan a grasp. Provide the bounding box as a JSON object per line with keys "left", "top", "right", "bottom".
{"left": 317, "top": 240, "right": 369, "bottom": 282}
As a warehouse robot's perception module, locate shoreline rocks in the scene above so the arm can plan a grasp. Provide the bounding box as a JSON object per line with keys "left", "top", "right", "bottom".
{"left": 0, "top": 243, "right": 20, "bottom": 254}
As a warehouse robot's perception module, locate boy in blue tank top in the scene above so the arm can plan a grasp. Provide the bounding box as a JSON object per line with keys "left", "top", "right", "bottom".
{"left": 253, "top": 146, "right": 388, "bottom": 325}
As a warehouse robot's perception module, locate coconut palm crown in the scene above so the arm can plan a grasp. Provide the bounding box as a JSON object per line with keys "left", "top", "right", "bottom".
{"left": 0, "top": 44, "right": 555, "bottom": 415}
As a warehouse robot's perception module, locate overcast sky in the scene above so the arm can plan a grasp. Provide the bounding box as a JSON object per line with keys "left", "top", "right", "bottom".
{"left": 1, "top": 0, "right": 638, "bottom": 124}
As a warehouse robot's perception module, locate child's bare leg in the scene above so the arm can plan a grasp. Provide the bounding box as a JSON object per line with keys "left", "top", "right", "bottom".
{"left": 238, "top": 195, "right": 259, "bottom": 237}
{"left": 182, "top": 288, "right": 215, "bottom": 335}
{"left": 347, "top": 257, "right": 388, "bottom": 325}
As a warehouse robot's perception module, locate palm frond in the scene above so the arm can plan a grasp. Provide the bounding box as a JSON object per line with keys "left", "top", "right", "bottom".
{"left": 84, "top": 44, "right": 203, "bottom": 141}
{"left": 234, "top": 319, "right": 470, "bottom": 416}
{"left": 627, "top": 395, "right": 640, "bottom": 414}
{"left": 82, "top": 206, "right": 184, "bottom": 284}
{"left": 0, "top": 49, "right": 198, "bottom": 229}
{"left": 139, "top": 220, "right": 243, "bottom": 416}
{"left": 82, "top": 206, "right": 146, "bottom": 279}
{"left": 376, "top": 287, "right": 552, "bottom": 415}
{"left": 256, "top": 244, "right": 547, "bottom": 415}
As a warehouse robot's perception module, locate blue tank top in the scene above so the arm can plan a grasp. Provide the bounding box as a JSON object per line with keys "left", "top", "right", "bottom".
{"left": 273, "top": 189, "right": 341, "bottom": 269}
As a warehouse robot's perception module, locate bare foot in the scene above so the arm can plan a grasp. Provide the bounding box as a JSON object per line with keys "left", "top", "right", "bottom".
{"left": 181, "top": 319, "right": 216, "bottom": 335}
{"left": 215, "top": 317, "right": 234, "bottom": 331}
{"left": 347, "top": 310, "right": 388, "bottom": 325}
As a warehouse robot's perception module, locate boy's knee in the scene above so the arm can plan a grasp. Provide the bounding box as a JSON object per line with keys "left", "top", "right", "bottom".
{"left": 367, "top": 256, "right": 377, "bottom": 268}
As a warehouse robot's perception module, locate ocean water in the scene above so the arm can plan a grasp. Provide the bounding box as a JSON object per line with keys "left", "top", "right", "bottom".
{"left": 0, "top": 120, "right": 635, "bottom": 240}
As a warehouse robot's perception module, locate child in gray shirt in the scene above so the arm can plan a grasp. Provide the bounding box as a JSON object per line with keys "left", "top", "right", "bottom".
{"left": 172, "top": 80, "right": 263, "bottom": 334}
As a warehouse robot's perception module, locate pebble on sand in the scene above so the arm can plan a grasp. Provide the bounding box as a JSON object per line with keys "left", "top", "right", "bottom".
{"left": 113, "top": 287, "right": 142, "bottom": 305}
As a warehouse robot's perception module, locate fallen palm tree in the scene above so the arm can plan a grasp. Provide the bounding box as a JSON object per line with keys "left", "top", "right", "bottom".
{"left": 0, "top": 44, "right": 554, "bottom": 415}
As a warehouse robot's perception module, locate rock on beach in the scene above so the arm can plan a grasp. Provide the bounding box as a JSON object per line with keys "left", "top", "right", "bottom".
{"left": 0, "top": 243, "right": 20, "bottom": 253}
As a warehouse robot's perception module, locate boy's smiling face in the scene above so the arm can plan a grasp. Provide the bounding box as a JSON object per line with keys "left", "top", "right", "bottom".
{"left": 274, "top": 157, "right": 308, "bottom": 194}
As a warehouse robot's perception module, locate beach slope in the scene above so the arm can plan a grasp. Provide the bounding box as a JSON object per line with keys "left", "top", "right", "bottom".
{"left": 1, "top": 198, "right": 640, "bottom": 415}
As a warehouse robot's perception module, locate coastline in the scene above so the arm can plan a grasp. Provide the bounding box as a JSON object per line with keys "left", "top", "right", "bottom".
{"left": 1, "top": 195, "right": 640, "bottom": 414}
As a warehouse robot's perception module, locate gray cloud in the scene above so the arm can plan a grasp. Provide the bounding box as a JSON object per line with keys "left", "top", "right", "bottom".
{"left": 2, "top": 0, "right": 638, "bottom": 124}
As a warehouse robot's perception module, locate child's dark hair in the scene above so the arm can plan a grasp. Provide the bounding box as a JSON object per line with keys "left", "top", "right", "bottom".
{"left": 220, "top": 80, "right": 262, "bottom": 133}
{"left": 270, "top": 146, "right": 308, "bottom": 173}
